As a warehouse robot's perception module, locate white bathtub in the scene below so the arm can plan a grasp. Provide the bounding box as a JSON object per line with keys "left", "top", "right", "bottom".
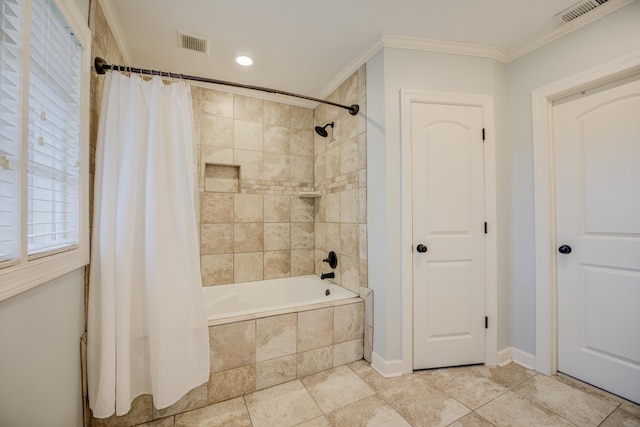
{"left": 203, "top": 275, "right": 359, "bottom": 323}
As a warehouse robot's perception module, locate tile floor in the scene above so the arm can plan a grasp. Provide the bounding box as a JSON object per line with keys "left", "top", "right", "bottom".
{"left": 138, "top": 361, "right": 640, "bottom": 427}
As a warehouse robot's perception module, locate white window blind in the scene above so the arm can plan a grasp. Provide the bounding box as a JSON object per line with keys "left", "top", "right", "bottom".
{"left": 0, "top": 0, "right": 23, "bottom": 266}
{"left": 27, "top": 0, "right": 81, "bottom": 257}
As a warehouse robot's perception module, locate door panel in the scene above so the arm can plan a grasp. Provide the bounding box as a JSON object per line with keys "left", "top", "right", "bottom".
{"left": 412, "top": 103, "right": 485, "bottom": 370}
{"left": 554, "top": 77, "right": 640, "bottom": 404}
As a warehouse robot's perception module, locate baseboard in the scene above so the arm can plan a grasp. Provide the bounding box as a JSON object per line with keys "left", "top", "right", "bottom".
{"left": 511, "top": 347, "right": 536, "bottom": 370}
{"left": 497, "top": 347, "right": 513, "bottom": 367}
{"left": 370, "top": 351, "right": 404, "bottom": 378}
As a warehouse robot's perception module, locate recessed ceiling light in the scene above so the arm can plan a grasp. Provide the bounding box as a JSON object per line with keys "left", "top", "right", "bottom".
{"left": 236, "top": 55, "right": 253, "bottom": 66}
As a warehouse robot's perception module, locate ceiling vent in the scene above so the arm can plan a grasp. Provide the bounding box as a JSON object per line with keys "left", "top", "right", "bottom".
{"left": 177, "top": 31, "right": 210, "bottom": 54}
{"left": 554, "top": 0, "right": 609, "bottom": 23}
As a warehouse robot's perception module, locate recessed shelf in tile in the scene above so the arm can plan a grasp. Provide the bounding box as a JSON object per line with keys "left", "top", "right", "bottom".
{"left": 205, "top": 164, "right": 240, "bottom": 193}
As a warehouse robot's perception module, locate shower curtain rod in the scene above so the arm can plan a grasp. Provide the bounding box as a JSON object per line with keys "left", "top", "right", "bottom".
{"left": 94, "top": 57, "right": 360, "bottom": 116}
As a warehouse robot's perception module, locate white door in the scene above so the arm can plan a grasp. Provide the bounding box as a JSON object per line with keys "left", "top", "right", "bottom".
{"left": 554, "top": 77, "right": 640, "bottom": 404}
{"left": 412, "top": 102, "right": 485, "bottom": 370}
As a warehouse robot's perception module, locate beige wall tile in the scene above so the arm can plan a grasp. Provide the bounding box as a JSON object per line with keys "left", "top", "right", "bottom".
{"left": 263, "top": 125, "right": 290, "bottom": 154}
{"left": 358, "top": 168, "right": 367, "bottom": 187}
{"left": 234, "top": 120, "right": 262, "bottom": 151}
{"left": 202, "top": 90, "right": 233, "bottom": 118}
{"left": 264, "top": 101, "right": 290, "bottom": 127}
{"left": 338, "top": 73, "right": 359, "bottom": 105}
{"left": 364, "top": 325, "right": 373, "bottom": 363}
{"left": 340, "top": 189, "right": 359, "bottom": 223}
{"left": 340, "top": 137, "right": 359, "bottom": 175}
{"left": 290, "top": 155, "right": 314, "bottom": 184}
{"left": 324, "top": 193, "right": 341, "bottom": 223}
{"left": 234, "top": 95, "right": 263, "bottom": 123}
{"left": 358, "top": 188, "right": 367, "bottom": 224}
{"left": 292, "top": 223, "right": 314, "bottom": 249}
{"left": 314, "top": 152, "right": 326, "bottom": 183}
{"left": 291, "top": 129, "right": 313, "bottom": 157}
{"left": 152, "top": 383, "right": 208, "bottom": 419}
{"left": 334, "top": 113, "right": 359, "bottom": 142}
{"left": 208, "top": 365, "right": 256, "bottom": 404}
{"left": 340, "top": 224, "right": 359, "bottom": 257}
{"left": 256, "top": 313, "right": 297, "bottom": 362}
{"left": 234, "top": 223, "right": 264, "bottom": 252}
{"left": 325, "top": 223, "right": 341, "bottom": 254}
{"left": 234, "top": 252, "right": 264, "bottom": 282}
{"left": 325, "top": 145, "right": 341, "bottom": 179}
{"left": 201, "top": 223, "right": 233, "bottom": 255}
{"left": 290, "top": 106, "right": 313, "bottom": 130}
{"left": 264, "top": 250, "right": 291, "bottom": 279}
{"left": 202, "top": 115, "right": 233, "bottom": 148}
{"left": 291, "top": 197, "right": 314, "bottom": 223}
{"left": 364, "top": 290, "right": 373, "bottom": 327}
{"left": 334, "top": 302, "right": 364, "bottom": 344}
{"left": 359, "top": 224, "right": 367, "bottom": 261}
{"left": 201, "top": 193, "right": 233, "bottom": 223}
{"left": 297, "top": 347, "right": 333, "bottom": 378}
{"left": 234, "top": 149, "right": 263, "bottom": 180}
{"left": 340, "top": 256, "right": 360, "bottom": 293}
{"left": 209, "top": 320, "right": 256, "bottom": 372}
{"left": 256, "top": 355, "right": 297, "bottom": 390}
{"left": 333, "top": 339, "right": 364, "bottom": 367}
{"left": 201, "top": 254, "right": 233, "bottom": 286}
{"left": 358, "top": 133, "right": 367, "bottom": 170}
{"left": 234, "top": 194, "right": 264, "bottom": 223}
{"left": 314, "top": 223, "right": 326, "bottom": 252}
{"left": 264, "top": 195, "right": 290, "bottom": 222}
{"left": 359, "top": 259, "right": 368, "bottom": 288}
{"left": 201, "top": 146, "right": 234, "bottom": 166}
{"left": 264, "top": 223, "right": 290, "bottom": 251}
{"left": 298, "top": 308, "right": 334, "bottom": 352}
{"left": 263, "top": 152, "right": 290, "bottom": 181}
{"left": 291, "top": 249, "right": 315, "bottom": 276}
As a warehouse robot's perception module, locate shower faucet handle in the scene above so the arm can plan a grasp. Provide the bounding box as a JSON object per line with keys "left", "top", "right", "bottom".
{"left": 323, "top": 251, "right": 338, "bottom": 269}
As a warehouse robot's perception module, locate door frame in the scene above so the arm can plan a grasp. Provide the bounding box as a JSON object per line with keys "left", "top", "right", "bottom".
{"left": 400, "top": 90, "right": 498, "bottom": 374}
{"left": 532, "top": 51, "right": 640, "bottom": 376}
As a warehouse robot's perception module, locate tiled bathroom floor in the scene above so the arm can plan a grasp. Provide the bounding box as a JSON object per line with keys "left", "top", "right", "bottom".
{"left": 141, "top": 361, "right": 640, "bottom": 427}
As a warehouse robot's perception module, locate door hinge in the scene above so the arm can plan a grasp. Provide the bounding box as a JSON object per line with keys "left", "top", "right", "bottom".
{"left": 482, "top": 128, "right": 486, "bottom": 141}
{"left": 484, "top": 222, "right": 487, "bottom": 234}
{"left": 485, "top": 316, "right": 488, "bottom": 329}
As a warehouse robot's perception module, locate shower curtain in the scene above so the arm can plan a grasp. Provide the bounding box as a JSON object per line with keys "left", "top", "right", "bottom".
{"left": 88, "top": 72, "right": 209, "bottom": 418}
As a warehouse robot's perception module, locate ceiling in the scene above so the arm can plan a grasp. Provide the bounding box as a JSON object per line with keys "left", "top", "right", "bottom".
{"left": 104, "top": 0, "right": 621, "bottom": 99}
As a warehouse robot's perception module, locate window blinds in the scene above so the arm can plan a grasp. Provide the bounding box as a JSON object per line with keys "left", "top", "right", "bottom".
{"left": 0, "top": 0, "right": 23, "bottom": 266}
{"left": 27, "top": 0, "right": 81, "bottom": 256}
{"left": 0, "top": 0, "right": 82, "bottom": 265}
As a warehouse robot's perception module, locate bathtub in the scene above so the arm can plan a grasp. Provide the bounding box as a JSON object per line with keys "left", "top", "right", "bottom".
{"left": 203, "top": 274, "right": 359, "bottom": 323}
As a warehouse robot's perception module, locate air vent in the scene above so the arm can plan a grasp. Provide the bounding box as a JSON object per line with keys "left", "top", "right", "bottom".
{"left": 177, "top": 31, "right": 210, "bottom": 54}
{"left": 554, "top": 0, "right": 609, "bottom": 23}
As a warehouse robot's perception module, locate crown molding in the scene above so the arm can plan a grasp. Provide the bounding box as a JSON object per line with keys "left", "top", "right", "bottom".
{"left": 381, "top": 34, "right": 509, "bottom": 63}
{"left": 507, "top": 0, "right": 634, "bottom": 62}
{"left": 319, "top": 36, "right": 384, "bottom": 100}
{"left": 97, "top": 0, "right": 133, "bottom": 64}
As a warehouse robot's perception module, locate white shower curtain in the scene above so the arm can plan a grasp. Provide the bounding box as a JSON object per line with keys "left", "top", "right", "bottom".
{"left": 88, "top": 72, "right": 209, "bottom": 418}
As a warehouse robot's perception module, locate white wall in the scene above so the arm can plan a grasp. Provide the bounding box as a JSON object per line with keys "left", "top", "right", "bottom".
{"left": 366, "top": 48, "right": 509, "bottom": 364}
{"left": 0, "top": 268, "right": 85, "bottom": 427}
{"left": 507, "top": 1, "right": 640, "bottom": 356}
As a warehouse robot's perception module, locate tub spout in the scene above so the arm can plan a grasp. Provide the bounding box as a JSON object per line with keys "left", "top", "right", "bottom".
{"left": 321, "top": 272, "right": 335, "bottom": 280}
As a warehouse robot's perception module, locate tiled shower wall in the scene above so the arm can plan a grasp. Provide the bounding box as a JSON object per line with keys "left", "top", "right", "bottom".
{"left": 190, "top": 88, "right": 317, "bottom": 285}
{"left": 313, "top": 67, "right": 368, "bottom": 295}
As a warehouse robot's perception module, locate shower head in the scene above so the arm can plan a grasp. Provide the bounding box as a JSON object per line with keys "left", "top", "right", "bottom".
{"left": 314, "top": 122, "right": 334, "bottom": 138}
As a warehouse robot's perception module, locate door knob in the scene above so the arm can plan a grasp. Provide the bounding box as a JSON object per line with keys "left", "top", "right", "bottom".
{"left": 416, "top": 244, "right": 428, "bottom": 253}
{"left": 558, "top": 245, "right": 572, "bottom": 254}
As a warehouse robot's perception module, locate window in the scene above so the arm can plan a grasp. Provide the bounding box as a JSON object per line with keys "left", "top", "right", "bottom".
{"left": 0, "top": 0, "right": 90, "bottom": 301}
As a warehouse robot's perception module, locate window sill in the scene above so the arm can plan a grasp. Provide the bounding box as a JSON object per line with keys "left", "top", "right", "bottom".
{"left": 0, "top": 248, "right": 89, "bottom": 302}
